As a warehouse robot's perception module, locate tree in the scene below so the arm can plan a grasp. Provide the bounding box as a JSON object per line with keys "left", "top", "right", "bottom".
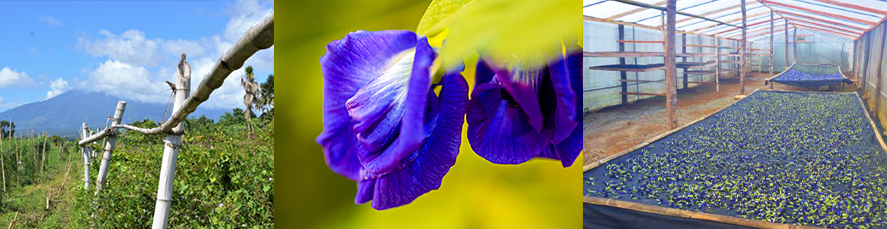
{"left": 259, "top": 74, "right": 274, "bottom": 119}
{"left": 240, "top": 66, "right": 260, "bottom": 135}
{"left": 0, "top": 121, "right": 15, "bottom": 139}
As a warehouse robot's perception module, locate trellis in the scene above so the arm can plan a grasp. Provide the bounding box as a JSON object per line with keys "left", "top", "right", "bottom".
{"left": 76, "top": 13, "right": 273, "bottom": 229}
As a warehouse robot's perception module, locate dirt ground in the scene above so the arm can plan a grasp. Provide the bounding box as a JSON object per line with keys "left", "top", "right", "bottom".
{"left": 582, "top": 72, "right": 859, "bottom": 166}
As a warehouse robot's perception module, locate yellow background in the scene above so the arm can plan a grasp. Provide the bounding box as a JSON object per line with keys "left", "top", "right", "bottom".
{"left": 275, "top": 0, "right": 581, "bottom": 228}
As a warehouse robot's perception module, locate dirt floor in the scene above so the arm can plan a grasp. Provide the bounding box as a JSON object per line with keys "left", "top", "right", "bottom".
{"left": 582, "top": 72, "right": 859, "bottom": 166}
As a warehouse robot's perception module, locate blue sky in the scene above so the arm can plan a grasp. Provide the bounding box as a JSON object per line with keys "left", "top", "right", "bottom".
{"left": 0, "top": 0, "right": 274, "bottom": 112}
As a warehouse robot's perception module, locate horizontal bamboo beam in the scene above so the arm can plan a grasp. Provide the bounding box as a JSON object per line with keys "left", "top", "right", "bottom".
{"left": 762, "top": 0, "right": 877, "bottom": 26}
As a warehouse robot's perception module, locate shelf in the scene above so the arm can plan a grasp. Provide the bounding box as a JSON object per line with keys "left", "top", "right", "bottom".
{"left": 621, "top": 92, "right": 666, "bottom": 96}
{"left": 584, "top": 52, "right": 665, "bottom": 58}
{"left": 677, "top": 61, "right": 717, "bottom": 68}
{"left": 678, "top": 53, "right": 718, "bottom": 57}
{"left": 589, "top": 64, "right": 665, "bottom": 72}
{"left": 684, "top": 70, "right": 728, "bottom": 75}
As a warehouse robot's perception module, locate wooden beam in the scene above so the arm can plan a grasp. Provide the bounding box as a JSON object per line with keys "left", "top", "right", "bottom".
{"left": 665, "top": 0, "right": 677, "bottom": 129}
{"left": 794, "top": 25, "right": 858, "bottom": 39}
{"left": 619, "top": 25, "right": 628, "bottom": 105}
{"left": 761, "top": 0, "right": 878, "bottom": 26}
{"left": 607, "top": 0, "right": 668, "bottom": 20}
{"left": 620, "top": 92, "right": 667, "bottom": 96}
{"left": 775, "top": 10, "right": 868, "bottom": 31}
{"left": 740, "top": 0, "right": 747, "bottom": 95}
{"left": 584, "top": 51, "right": 666, "bottom": 57}
{"left": 770, "top": 9, "right": 775, "bottom": 78}
{"left": 807, "top": 0, "right": 887, "bottom": 16}
{"left": 676, "top": 2, "right": 758, "bottom": 24}
{"left": 784, "top": 20, "right": 789, "bottom": 69}
{"left": 719, "top": 17, "right": 782, "bottom": 35}
{"left": 618, "top": 40, "right": 665, "bottom": 43}
{"left": 690, "top": 11, "right": 769, "bottom": 33}
{"left": 786, "top": 18, "right": 863, "bottom": 36}
{"left": 613, "top": 0, "right": 742, "bottom": 28}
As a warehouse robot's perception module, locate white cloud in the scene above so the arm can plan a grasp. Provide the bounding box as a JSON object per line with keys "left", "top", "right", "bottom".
{"left": 39, "top": 16, "right": 64, "bottom": 27}
{"left": 79, "top": 30, "right": 163, "bottom": 67}
{"left": 0, "top": 67, "right": 34, "bottom": 88}
{"left": 46, "top": 78, "right": 71, "bottom": 99}
{"left": 80, "top": 0, "right": 273, "bottom": 109}
{"left": 84, "top": 60, "right": 167, "bottom": 103}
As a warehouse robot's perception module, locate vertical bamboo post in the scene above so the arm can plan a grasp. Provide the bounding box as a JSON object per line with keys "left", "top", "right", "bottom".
{"left": 875, "top": 27, "right": 887, "bottom": 118}
{"left": 96, "top": 101, "right": 126, "bottom": 193}
{"left": 80, "top": 123, "right": 90, "bottom": 190}
{"left": 41, "top": 133, "right": 46, "bottom": 175}
{"left": 739, "top": 0, "right": 747, "bottom": 95}
{"left": 864, "top": 33, "right": 872, "bottom": 97}
{"left": 152, "top": 54, "right": 190, "bottom": 229}
{"left": 1, "top": 144, "right": 6, "bottom": 195}
{"left": 793, "top": 28, "right": 798, "bottom": 63}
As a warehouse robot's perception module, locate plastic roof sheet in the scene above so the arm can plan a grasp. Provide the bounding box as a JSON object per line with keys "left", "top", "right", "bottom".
{"left": 583, "top": 0, "right": 887, "bottom": 39}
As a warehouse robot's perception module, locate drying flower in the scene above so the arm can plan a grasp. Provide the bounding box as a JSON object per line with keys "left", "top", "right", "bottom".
{"left": 466, "top": 50, "right": 582, "bottom": 167}
{"left": 318, "top": 30, "right": 468, "bottom": 210}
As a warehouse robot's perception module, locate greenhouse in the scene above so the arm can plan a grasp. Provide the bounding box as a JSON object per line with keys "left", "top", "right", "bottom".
{"left": 583, "top": 0, "right": 887, "bottom": 228}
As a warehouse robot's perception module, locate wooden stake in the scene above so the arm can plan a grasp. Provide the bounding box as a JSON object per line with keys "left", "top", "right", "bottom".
{"left": 7, "top": 212, "right": 17, "bottom": 229}
{"left": 96, "top": 101, "right": 126, "bottom": 193}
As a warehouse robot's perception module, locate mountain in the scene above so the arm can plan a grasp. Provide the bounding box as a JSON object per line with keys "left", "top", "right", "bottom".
{"left": 0, "top": 90, "right": 231, "bottom": 138}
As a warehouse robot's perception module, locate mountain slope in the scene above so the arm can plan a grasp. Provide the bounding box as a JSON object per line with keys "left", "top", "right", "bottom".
{"left": 0, "top": 90, "right": 230, "bottom": 137}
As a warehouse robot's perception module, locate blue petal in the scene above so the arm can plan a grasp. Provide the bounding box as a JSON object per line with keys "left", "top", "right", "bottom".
{"left": 497, "top": 57, "right": 545, "bottom": 132}
{"left": 467, "top": 81, "right": 548, "bottom": 164}
{"left": 475, "top": 58, "right": 496, "bottom": 86}
{"left": 318, "top": 30, "right": 418, "bottom": 180}
{"left": 355, "top": 178, "right": 375, "bottom": 204}
{"left": 371, "top": 70, "right": 468, "bottom": 210}
{"left": 356, "top": 37, "right": 436, "bottom": 175}
{"left": 545, "top": 56, "right": 578, "bottom": 144}
{"left": 538, "top": 51, "right": 583, "bottom": 167}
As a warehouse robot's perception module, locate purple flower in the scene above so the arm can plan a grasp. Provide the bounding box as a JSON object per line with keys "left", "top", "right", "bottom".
{"left": 317, "top": 30, "right": 468, "bottom": 210}
{"left": 466, "top": 51, "right": 582, "bottom": 167}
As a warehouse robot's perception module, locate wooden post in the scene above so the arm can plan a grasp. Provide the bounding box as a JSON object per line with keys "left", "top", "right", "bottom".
{"left": 96, "top": 101, "right": 126, "bottom": 193}
{"left": 152, "top": 55, "right": 191, "bottom": 229}
{"left": 664, "top": 0, "right": 677, "bottom": 129}
{"left": 682, "top": 33, "right": 688, "bottom": 89}
{"left": 863, "top": 33, "right": 872, "bottom": 96}
{"left": 618, "top": 25, "right": 628, "bottom": 105}
{"left": 40, "top": 133, "right": 46, "bottom": 175}
{"left": 769, "top": 11, "right": 774, "bottom": 77}
{"left": 80, "top": 123, "right": 90, "bottom": 190}
{"left": 1, "top": 144, "right": 6, "bottom": 195}
{"left": 875, "top": 27, "right": 887, "bottom": 118}
{"left": 715, "top": 37, "right": 720, "bottom": 92}
{"left": 739, "top": 0, "right": 747, "bottom": 95}
{"left": 793, "top": 28, "right": 798, "bottom": 63}
{"left": 784, "top": 22, "right": 789, "bottom": 69}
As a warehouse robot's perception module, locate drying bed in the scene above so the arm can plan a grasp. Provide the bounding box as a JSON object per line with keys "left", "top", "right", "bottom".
{"left": 766, "top": 64, "right": 852, "bottom": 88}
{"left": 584, "top": 90, "right": 887, "bottom": 228}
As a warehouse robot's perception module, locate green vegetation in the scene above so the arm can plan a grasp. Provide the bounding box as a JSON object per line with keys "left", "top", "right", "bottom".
{"left": 72, "top": 110, "right": 274, "bottom": 228}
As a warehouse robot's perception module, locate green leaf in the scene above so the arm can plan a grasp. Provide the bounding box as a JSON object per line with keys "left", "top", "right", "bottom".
{"left": 416, "top": 0, "right": 474, "bottom": 37}
{"left": 438, "top": 0, "right": 580, "bottom": 69}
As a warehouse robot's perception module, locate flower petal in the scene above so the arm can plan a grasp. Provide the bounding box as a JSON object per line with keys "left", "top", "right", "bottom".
{"left": 467, "top": 81, "right": 549, "bottom": 164}
{"left": 371, "top": 70, "right": 468, "bottom": 210}
{"left": 497, "top": 57, "right": 545, "bottom": 132}
{"left": 357, "top": 37, "right": 436, "bottom": 175}
{"left": 355, "top": 178, "right": 375, "bottom": 204}
{"left": 545, "top": 55, "right": 578, "bottom": 144}
{"left": 318, "top": 30, "right": 418, "bottom": 180}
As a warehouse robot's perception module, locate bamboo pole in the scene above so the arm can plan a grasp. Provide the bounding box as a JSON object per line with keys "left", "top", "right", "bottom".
{"left": 1, "top": 145, "right": 5, "bottom": 195}
{"left": 769, "top": 10, "right": 774, "bottom": 78}
{"left": 96, "top": 101, "right": 126, "bottom": 193}
{"left": 7, "top": 212, "right": 17, "bottom": 229}
{"left": 716, "top": 37, "right": 720, "bottom": 92}
{"left": 785, "top": 22, "right": 789, "bottom": 69}
{"left": 739, "top": 0, "right": 747, "bottom": 95}
{"left": 81, "top": 123, "right": 90, "bottom": 190}
{"left": 152, "top": 55, "right": 191, "bottom": 229}
{"left": 664, "top": 0, "right": 677, "bottom": 129}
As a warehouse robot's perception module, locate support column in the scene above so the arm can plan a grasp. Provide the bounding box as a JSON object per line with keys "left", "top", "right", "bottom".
{"left": 152, "top": 55, "right": 191, "bottom": 229}
{"left": 95, "top": 101, "right": 126, "bottom": 193}
{"left": 665, "top": 0, "right": 677, "bottom": 129}
{"left": 619, "top": 25, "right": 628, "bottom": 105}
{"left": 875, "top": 28, "right": 887, "bottom": 118}
{"left": 682, "top": 33, "right": 688, "bottom": 90}
{"left": 739, "top": 0, "right": 747, "bottom": 95}
{"left": 784, "top": 22, "right": 789, "bottom": 68}
{"left": 715, "top": 37, "right": 721, "bottom": 92}
{"left": 769, "top": 11, "right": 774, "bottom": 77}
